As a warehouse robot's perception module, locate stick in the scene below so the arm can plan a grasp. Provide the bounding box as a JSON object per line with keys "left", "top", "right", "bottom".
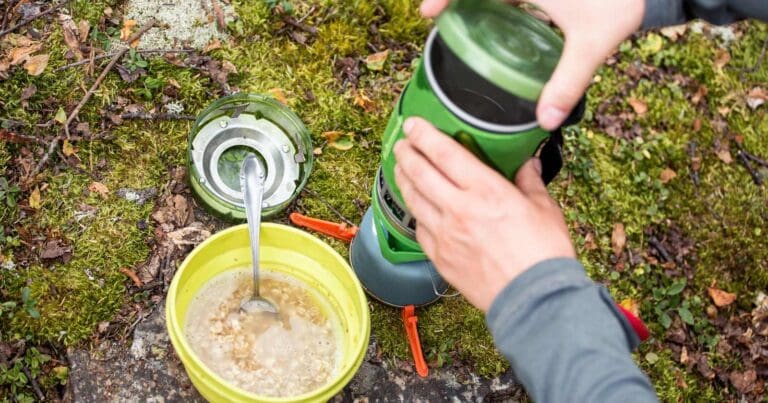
{"left": 210, "top": 0, "right": 225, "bottom": 31}
{"left": 32, "top": 19, "right": 157, "bottom": 177}
{"left": 0, "top": 129, "right": 46, "bottom": 144}
{"left": 649, "top": 236, "right": 673, "bottom": 263}
{"left": 0, "top": 0, "right": 72, "bottom": 38}
{"left": 120, "top": 112, "right": 196, "bottom": 121}
{"left": 120, "top": 267, "right": 143, "bottom": 287}
{"left": 737, "top": 150, "right": 764, "bottom": 186}
{"left": 21, "top": 365, "right": 45, "bottom": 401}
{"left": 54, "top": 49, "right": 194, "bottom": 72}
{"left": 1, "top": 0, "right": 18, "bottom": 32}
{"left": 301, "top": 187, "right": 356, "bottom": 227}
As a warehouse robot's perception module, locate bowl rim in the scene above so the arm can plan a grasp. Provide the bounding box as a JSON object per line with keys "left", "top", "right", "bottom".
{"left": 166, "top": 223, "right": 371, "bottom": 401}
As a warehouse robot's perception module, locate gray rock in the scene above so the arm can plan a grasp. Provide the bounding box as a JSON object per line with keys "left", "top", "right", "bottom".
{"left": 117, "top": 188, "right": 158, "bottom": 206}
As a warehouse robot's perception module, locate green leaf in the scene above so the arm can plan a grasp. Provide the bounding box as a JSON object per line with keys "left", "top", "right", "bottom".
{"left": 645, "top": 352, "right": 659, "bottom": 364}
{"left": 27, "top": 307, "right": 40, "bottom": 319}
{"left": 660, "top": 312, "right": 672, "bottom": 328}
{"left": 667, "top": 280, "right": 686, "bottom": 296}
{"left": 54, "top": 107, "right": 67, "bottom": 124}
{"left": 21, "top": 287, "right": 30, "bottom": 303}
{"left": 678, "top": 307, "right": 694, "bottom": 325}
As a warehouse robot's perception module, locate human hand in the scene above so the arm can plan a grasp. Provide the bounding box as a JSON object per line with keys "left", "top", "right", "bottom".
{"left": 393, "top": 117, "right": 576, "bottom": 312}
{"left": 420, "top": 0, "right": 645, "bottom": 131}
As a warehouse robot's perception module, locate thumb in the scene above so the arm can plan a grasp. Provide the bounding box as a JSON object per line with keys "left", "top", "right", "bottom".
{"left": 514, "top": 158, "right": 549, "bottom": 200}
{"left": 536, "top": 37, "right": 602, "bottom": 131}
{"left": 420, "top": 0, "right": 450, "bottom": 17}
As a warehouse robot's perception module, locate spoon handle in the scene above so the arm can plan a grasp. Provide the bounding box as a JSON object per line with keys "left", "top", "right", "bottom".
{"left": 241, "top": 155, "right": 265, "bottom": 299}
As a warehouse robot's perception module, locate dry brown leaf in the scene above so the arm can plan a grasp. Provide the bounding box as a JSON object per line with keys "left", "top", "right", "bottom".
{"left": 120, "top": 19, "right": 137, "bottom": 41}
{"left": 312, "top": 147, "right": 323, "bottom": 156}
{"left": 222, "top": 60, "right": 238, "bottom": 75}
{"left": 364, "top": 49, "right": 390, "bottom": 71}
{"left": 660, "top": 24, "right": 687, "bottom": 41}
{"left": 628, "top": 98, "right": 648, "bottom": 116}
{"left": 354, "top": 91, "right": 375, "bottom": 112}
{"left": 267, "top": 88, "right": 288, "bottom": 105}
{"left": 59, "top": 15, "right": 81, "bottom": 59}
{"left": 204, "top": 39, "right": 222, "bottom": 53}
{"left": 88, "top": 181, "right": 110, "bottom": 198}
{"left": 29, "top": 187, "right": 41, "bottom": 209}
{"left": 619, "top": 298, "right": 640, "bottom": 318}
{"left": 10, "top": 43, "right": 42, "bottom": 65}
{"left": 708, "top": 287, "right": 737, "bottom": 307}
{"left": 693, "top": 118, "right": 702, "bottom": 132}
{"left": 716, "top": 149, "right": 733, "bottom": 164}
{"left": 680, "top": 346, "right": 689, "bottom": 364}
{"left": 583, "top": 232, "right": 598, "bottom": 251}
{"left": 660, "top": 168, "right": 678, "bottom": 183}
{"left": 78, "top": 20, "right": 91, "bottom": 42}
{"left": 611, "top": 223, "right": 626, "bottom": 257}
{"left": 746, "top": 87, "right": 767, "bottom": 110}
{"left": 24, "top": 54, "right": 49, "bottom": 76}
{"left": 714, "top": 49, "right": 731, "bottom": 69}
{"left": 691, "top": 85, "right": 708, "bottom": 105}
{"left": 321, "top": 131, "right": 355, "bottom": 151}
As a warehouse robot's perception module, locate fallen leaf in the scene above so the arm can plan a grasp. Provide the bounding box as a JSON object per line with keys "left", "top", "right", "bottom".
{"left": 59, "top": 15, "right": 82, "bottom": 59}
{"left": 746, "top": 87, "right": 767, "bottom": 110}
{"left": 708, "top": 287, "right": 737, "bottom": 307}
{"left": 619, "top": 298, "right": 640, "bottom": 318}
{"left": 267, "top": 88, "right": 288, "bottom": 105}
{"left": 321, "top": 131, "right": 355, "bottom": 151}
{"left": 364, "top": 49, "right": 390, "bottom": 71}
{"left": 312, "top": 147, "right": 323, "bottom": 156}
{"left": 583, "top": 232, "right": 598, "bottom": 251}
{"left": 680, "top": 346, "right": 689, "bottom": 364}
{"left": 88, "top": 182, "right": 110, "bottom": 198}
{"left": 40, "top": 239, "right": 71, "bottom": 260}
{"left": 660, "top": 24, "right": 687, "bottom": 41}
{"left": 729, "top": 369, "right": 757, "bottom": 394}
{"left": 78, "top": 20, "right": 90, "bottom": 42}
{"left": 660, "top": 168, "right": 678, "bottom": 183}
{"left": 204, "top": 39, "right": 222, "bottom": 53}
{"left": 691, "top": 85, "right": 708, "bottom": 105}
{"left": 611, "top": 223, "right": 626, "bottom": 257}
{"left": 54, "top": 107, "right": 67, "bottom": 124}
{"left": 640, "top": 33, "right": 664, "bottom": 54}
{"left": 222, "top": 60, "right": 238, "bottom": 75}
{"left": 714, "top": 49, "right": 731, "bottom": 69}
{"left": 693, "top": 118, "right": 702, "bottom": 132}
{"left": 628, "top": 98, "right": 648, "bottom": 116}
{"left": 62, "top": 140, "right": 76, "bottom": 157}
{"left": 354, "top": 90, "right": 375, "bottom": 112}
{"left": 716, "top": 149, "right": 733, "bottom": 164}
{"left": 24, "top": 54, "right": 49, "bottom": 76}
{"left": 9, "top": 42, "right": 42, "bottom": 65}
{"left": 120, "top": 19, "right": 137, "bottom": 41}
{"left": 29, "top": 187, "right": 41, "bottom": 209}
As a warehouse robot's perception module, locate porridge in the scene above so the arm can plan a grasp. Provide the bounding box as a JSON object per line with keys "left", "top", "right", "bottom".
{"left": 184, "top": 269, "right": 340, "bottom": 397}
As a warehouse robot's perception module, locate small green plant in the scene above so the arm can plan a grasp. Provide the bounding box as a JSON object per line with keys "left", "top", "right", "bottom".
{"left": 124, "top": 48, "right": 149, "bottom": 72}
{"left": 427, "top": 338, "right": 454, "bottom": 368}
{"left": 0, "top": 347, "right": 51, "bottom": 402}
{"left": 0, "top": 178, "right": 20, "bottom": 209}
{"left": 21, "top": 287, "right": 40, "bottom": 319}
{"left": 651, "top": 279, "right": 692, "bottom": 328}
{"left": 265, "top": 0, "right": 293, "bottom": 14}
{"left": 91, "top": 26, "right": 119, "bottom": 51}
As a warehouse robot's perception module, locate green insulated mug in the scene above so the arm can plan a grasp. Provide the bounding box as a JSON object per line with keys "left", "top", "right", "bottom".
{"left": 351, "top": 0, "right": 584, "bottom": 307}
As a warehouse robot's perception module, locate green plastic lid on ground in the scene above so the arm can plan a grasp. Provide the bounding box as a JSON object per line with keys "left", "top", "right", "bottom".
{"left": 188, "top": 94, "right": 313, "bottom": 221}
{"left": 436, "top": 0, "right": 564, "bottom": 101}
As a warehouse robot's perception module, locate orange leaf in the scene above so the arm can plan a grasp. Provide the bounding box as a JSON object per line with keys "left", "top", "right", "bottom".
{"left": 354, "top": 91, "right": 375, "bottom": 112}
{"left": 120, "top": 19, "right": 137, "bottom": 42}
{"left": 364, "top": 49, "right": 390, "bottom": 71}
{"left": 9, "top": 43, "right": 42, "bottom": 65}
{"left": 24, "top": 54, "right": 49, "bottom": 76}
{"left": 62, "top": 140, "right": 77, "bottom": 157}
{"left": 29, "top": 187, "right": 41, "bottom": 209}
{"left": 660, "top": 168, "right": 677, "bottom": 184}
{"left": 88, "top": 181, "right": 110, "bottom": 198}
{"left": 714, "top": 49, "right": 731, "bottom": 69}
{"left": 628, "top": 98, "right": 648, "bottom": 116}
{"left": 611, "top": 223, "right": 626, "bottom": 257}
{"left": 267, "top": 88, "right": 288, "bottom": 105}
{"left": 707, "top": 287, "right": 736, "bottom": 307}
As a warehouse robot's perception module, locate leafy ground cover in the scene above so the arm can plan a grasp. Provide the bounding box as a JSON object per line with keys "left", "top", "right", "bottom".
{"left": 0, "top": 0, "right": 766, "bottom": 401}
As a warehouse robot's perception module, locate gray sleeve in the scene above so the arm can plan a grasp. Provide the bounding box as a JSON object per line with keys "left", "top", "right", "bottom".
{"left": 643, "top": 0, "right": 768, "bottom": 28}
{"left": 486, "top": 258, "right": 658, "bottom": 403}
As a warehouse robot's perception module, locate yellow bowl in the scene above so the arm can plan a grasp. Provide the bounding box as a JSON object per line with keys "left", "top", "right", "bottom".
{"left": 166, "top": 224, "right": 370, "bottom": 402}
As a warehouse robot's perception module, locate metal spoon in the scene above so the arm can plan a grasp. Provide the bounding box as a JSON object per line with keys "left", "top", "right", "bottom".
{"left": 239, "top": 154, "right": 279, "bottom": 315}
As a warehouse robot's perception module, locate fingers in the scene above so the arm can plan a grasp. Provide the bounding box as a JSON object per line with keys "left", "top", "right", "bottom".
{"left": 394, "top": 165, "right": 443, "bottom": 230}
{"left": 403, "top": 117, "right": 497, "bottom": 189}
{"left": 393, "top": 139, "right": 460, "bottom": 208}
{"left": 514, "top": 158, "right": 550, "bottom": 202}
{"left": 420, "top": 0, "right": 450, "bottom": 17}
{"left": 536, "top": 38, "right": 603, "bottom": 131}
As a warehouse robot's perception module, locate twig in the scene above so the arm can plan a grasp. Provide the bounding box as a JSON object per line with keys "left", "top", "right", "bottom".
{"left": 21, "top": 365, "right": 45, "bottom": 401}
{"left": 734, "top": 141, "right": 768, "bottom": 168}
{"left": 120, "top": 112, "right": 196, "bottom": 121}
{"left": 0, "top": 129, "right": 46, "bottom": 144}
{"left": 737, "top": 150, "right": 764, "bottom": 186}
{"left": 32, "top": 19, "right": 157, "bottom": 177}
{"left": 687, "top": 141, "right": 700, "bottom": 186}
{"left": 210, "top": 0, "right": 226, "bottom": 31}
{"left": 731, "top": 33, "right": 768, "bottom": 79}
{"left": 282, "top": 15, "right": 318, "bottom": 35}
{"left": 54, "top": 49, "right": 194, "bottom": 72}
{"left": 648, "top": 236, "right": 673, "bottom": 263}
{"left": 0, "top": 0, "right": 72, "bottom": 38}
{"left": 1, "top": 0, "right": 18, "bottom": 32}
{"left": 301, "top": 187, "right": 356, "bottom": 226}
{"left": 120, "top": 267, "right": 143, "bottom": 287}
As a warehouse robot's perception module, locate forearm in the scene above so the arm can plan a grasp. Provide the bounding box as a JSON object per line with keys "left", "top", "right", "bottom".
{"left": 486, "top": 258, "right": 658, "bottom": 403}
{"left": 643, "top": 0, "right": 768, "bottom": 28}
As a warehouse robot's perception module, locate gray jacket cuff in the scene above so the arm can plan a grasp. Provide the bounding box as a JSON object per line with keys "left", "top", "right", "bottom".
{"left": 642, "top": 0, "right": 687, "bottom": 28}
